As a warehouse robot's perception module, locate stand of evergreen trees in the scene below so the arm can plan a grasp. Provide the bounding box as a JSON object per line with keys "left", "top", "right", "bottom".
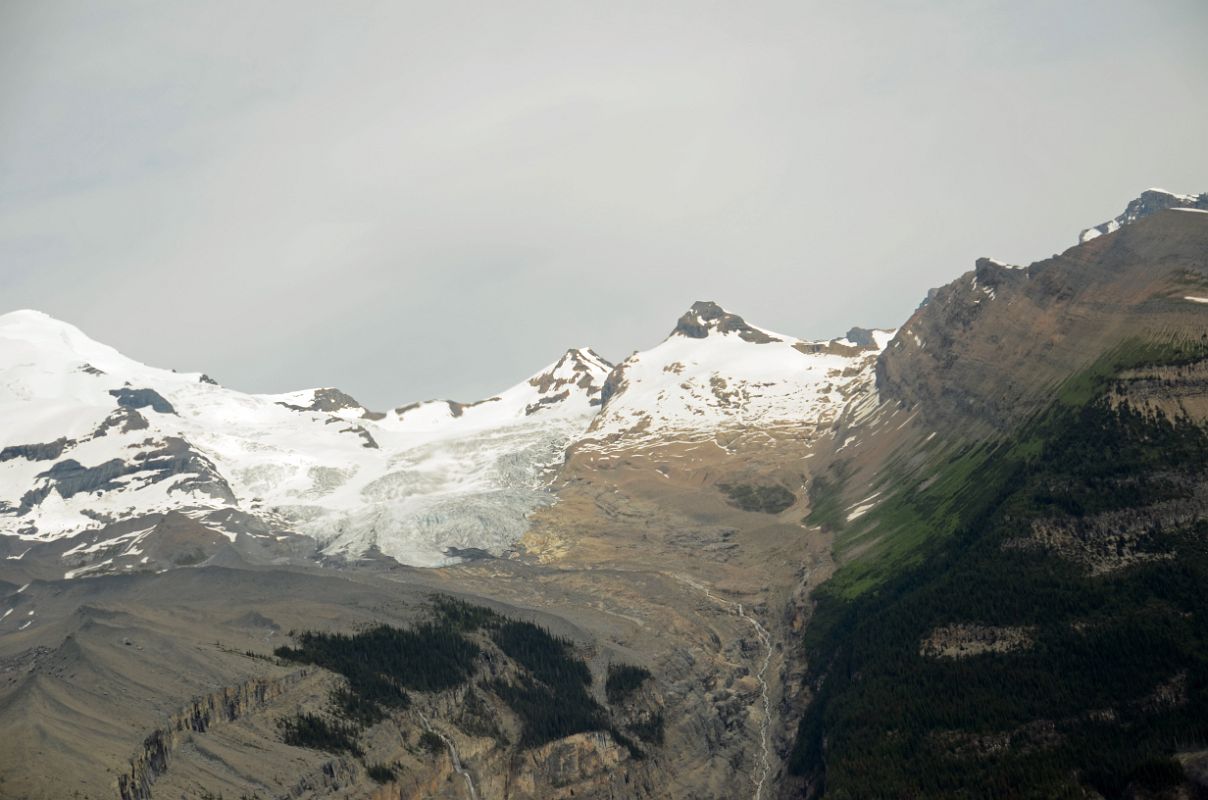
{"left": 278, "top": 712, "right": 363, "bottom": 756}
{"left": 605, "top": 663, "right": 652, "bottom": 704}
{"left": 365, "top": 762, "right": 398, "bottom": 784}
{"left": 720, "top": 482, "right": 797, "bottom": 514}
{"left": 485, "top": 620, "right": 603, "bottom": 748}
{"left": 790, "top": 344, "right": 1208, "bottom": 798}
{"left": 274, "top": 596, "right": 656, "bottom": 760}
{"left": 275, "top": 619, "right": 481, "bottom": 705}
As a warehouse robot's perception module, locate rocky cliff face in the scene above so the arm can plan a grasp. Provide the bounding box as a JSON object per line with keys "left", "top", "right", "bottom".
{"left": 671, "top": 300, "right": 782, "bottom": 343}
{"left": 117, "top": 670, "right": 312, "bottom": 800}
{"left": 877, "top": 207, "right": 1208, "bottom": 435}
{"left": 799, "top": 200, "right": 1208, "bottom": 587}
{"left": 1079, "top": 188, "right": 1208, "bottom": 243}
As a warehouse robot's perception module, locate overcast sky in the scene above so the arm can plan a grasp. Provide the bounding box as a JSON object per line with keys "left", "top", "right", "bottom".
{"left": 2, "top": 1, "right": 1207, "bottom": 408}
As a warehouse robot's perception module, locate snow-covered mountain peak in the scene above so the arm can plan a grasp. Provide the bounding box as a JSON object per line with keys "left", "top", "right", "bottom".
{"left": 0, "top": 309, "right": 213, "bottom": 405}
{"left": 0, "top": 314, "right": 615, "bottom": 569}
{"left": 0, "top": 308, "right": 80, "bottom": 333}
{"left": 526, "top": 347, "right": 611, "bottom": 403}
{"left": 390, "top": 347, "right": 612, "bottom": 432}
{"left": 582, "top": 302, "right": 895, "bottom": 452}
{"left": 0, "top": 309, "right": 136, "bottom": 377}
{"left": 0, "top": 304, "right": 894, "bottom": 571}
{"left": 1079, "top": 188, "right": 1208, "bottom": 243}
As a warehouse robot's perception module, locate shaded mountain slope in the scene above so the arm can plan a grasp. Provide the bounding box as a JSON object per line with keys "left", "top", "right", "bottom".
{"left": 785, "top": 202, "right": 1208, "bottom": 798}
{"left": 808, "top": 206, "right": 1208, "bottom": 590}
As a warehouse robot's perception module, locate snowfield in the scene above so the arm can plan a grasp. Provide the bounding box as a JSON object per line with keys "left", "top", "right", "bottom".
{"left": 0, "top": 310, "right": 610, "bottom": 566}
{"left": 0, "top": 305, "right": 892, "bottom": 569}
{"left": 580, "top": 302, "right": 893, "bottom": 452}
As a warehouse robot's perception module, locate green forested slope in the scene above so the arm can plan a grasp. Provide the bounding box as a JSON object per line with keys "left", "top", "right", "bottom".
{"left": 793, "top": 343, "right": 1208, "bottom": 799}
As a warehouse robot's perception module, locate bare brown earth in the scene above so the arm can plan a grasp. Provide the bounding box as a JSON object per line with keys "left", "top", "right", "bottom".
{"left": 0, "top": 422, "right": 839, "bottom": 800}
{"left": 0, "top": 564, "right": 666, "bottom": 800}
{"left": 879, "top": 210, "right": 1208, "bottom": 435}
{"left": 518, "top": 427, "right": 843, "bottom": 797}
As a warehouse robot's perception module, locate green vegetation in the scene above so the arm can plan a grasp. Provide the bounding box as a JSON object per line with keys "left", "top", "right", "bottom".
{"left": 790, "top": 342, "right": 1208, "bottom": 798}
{"left": 330, "top": 685, "right": 386, "bottom": 727}
{"left": 824, "top": 337, "right": 1208, "bottom": 599}
{"left": 172, "top": 548, "right": 207, "bottom": 566}
{"left": 431, "top": 595, "right": 501, "bottom": 632}
{"left": 418, "top": 730, "right": 446, "bottom": 755}
{"left": 629, "top": 712, "right": 665, "bottom": 745}
{"left": 453, "top": 687, "right": 509, "bottom": 744}
{"left": 824, "top": 441, "right": 1006, "bottom": 599}
{"left": 605, "top": 663, "right": 652, "bottom": 704}
{"left": 608, "top": 727, "right": 646, "bottom": 761}
{"left": 275, "top": 621, "right": 480, "bottom": 705}
{"left": 804, "top": 461, "right": 851, "bottom": 532}
{"left": 719, "top": 482, "right": 796, "bottom": 514}
{"left": 1052, "top": 337, "right": 1208, "bottom": 409}
{"left": 365, "top": 762, "right": 399, "bottom": 784}
{"left": 490, "top": 621, "right": 606, "bottom": 748}
{"left": 273, "top": 608, "right": 481, "bottom": 760}
{"left": 275, "top": 596, "right": 656, "bottom": 760}
{"left": 494, "top": 620, "right": 592, "bottom": 688}
{"left": 278, "top": 712, "right": 363, "bottom": 756}
{"left": 490, "top": 677, "right": 606, "bottom": 748}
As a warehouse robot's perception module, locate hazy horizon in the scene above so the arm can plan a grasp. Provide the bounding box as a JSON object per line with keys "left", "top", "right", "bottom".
{"left": 4, "top": 1, "right": 1207, "bottom": 407}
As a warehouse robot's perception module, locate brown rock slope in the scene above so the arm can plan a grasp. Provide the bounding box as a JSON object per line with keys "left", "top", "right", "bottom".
{"left": 881, "top": 208, "right": 1208, "bottom": 433}
{"left": 807, "top": 207, "right": 1208, "bottom": 577}
{"left": 0, "top": 566, "right": 674, "bottom": 800}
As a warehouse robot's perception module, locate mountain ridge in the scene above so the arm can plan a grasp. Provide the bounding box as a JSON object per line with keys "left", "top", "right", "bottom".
{"left": 3, "top": 188, "right": 1202, "bottom": 577}
{"left": 0, "top": 296, "right": 895, "bottom": 578}
{"left": 3, "top": 188, "right": 1208, "bottom": 800}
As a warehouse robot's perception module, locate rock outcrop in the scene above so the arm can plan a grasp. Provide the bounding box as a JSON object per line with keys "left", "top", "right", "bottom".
{"left": 117, "top": 670, "right": 311, "bottom": 800}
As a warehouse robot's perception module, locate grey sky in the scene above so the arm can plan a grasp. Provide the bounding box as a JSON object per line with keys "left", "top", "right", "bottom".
{"left": 2, "top": 1, "right": 1206, "bottom": 408}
